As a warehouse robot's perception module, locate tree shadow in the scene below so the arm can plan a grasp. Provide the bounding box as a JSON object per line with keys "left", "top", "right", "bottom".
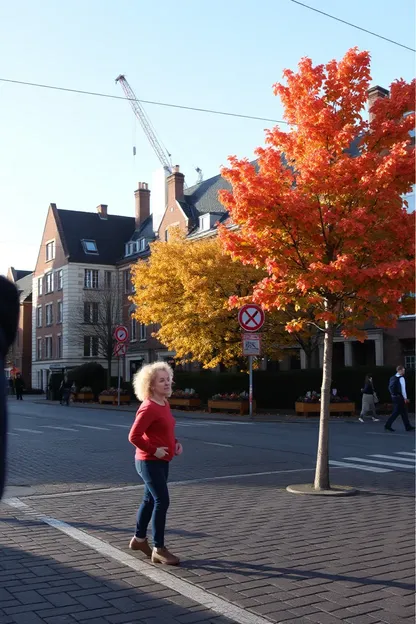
{"left": 183, "top": 558, "right": 415, "bottom": 591}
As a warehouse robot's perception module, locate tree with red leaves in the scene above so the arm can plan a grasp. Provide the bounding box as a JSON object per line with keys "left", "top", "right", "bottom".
{"left": 219, "top": 48, "right": 415, "bottom": 491}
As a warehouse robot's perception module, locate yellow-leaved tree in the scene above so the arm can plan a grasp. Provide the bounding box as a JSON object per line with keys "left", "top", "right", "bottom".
{"left": 130, "top": 230, "right": 296, "bottom": 368}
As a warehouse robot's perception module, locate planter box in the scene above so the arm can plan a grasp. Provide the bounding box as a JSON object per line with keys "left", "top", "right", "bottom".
{"left": 208, "top": 399, "right": 256, "bottom": 416}
{"left": 168, "top": 397, "right": 201, "bottom": 410}
{"left": 99, "top": 395, "right": 131, "bottom": 405}
{"left": 295, "top": 402, "right": 355, "bottom": 416}
{"left": 74, "top": 392, "right": 94, "bottom": 403}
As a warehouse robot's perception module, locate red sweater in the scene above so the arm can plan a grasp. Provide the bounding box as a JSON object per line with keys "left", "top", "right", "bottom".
{"left": 128, "top": 399, "right": 176, "bottom": 461}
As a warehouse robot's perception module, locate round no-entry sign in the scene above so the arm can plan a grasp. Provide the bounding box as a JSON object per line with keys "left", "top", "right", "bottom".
{"left": 114, "top": 325, "right": 129, "bottom": 343}
{"left": 238, "top": 304, "right": 265, "bottom": 332}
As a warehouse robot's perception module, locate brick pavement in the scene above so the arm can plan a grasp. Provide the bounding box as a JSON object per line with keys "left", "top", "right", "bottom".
{"left": 2, "top": 470, "right": 414, "bottom": 624}
{"left": 0, "top": 503, "right": 237, "bottom": 624}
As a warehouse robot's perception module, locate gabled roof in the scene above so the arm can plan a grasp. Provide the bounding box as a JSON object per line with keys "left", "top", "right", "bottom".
{"left": 7, "top": 268, "right": 32, "bottom": 283}
{"left": 131, "top": 215, "right": 155, "bottom": 241}
{"left": 56, "top": 209, "right": 135, "bottom": 265}
{"left": 183, "top": 172, "right": 231, "bottom": 216}
{"left": 15, "top": 272, "right": 33, "bottom": 303}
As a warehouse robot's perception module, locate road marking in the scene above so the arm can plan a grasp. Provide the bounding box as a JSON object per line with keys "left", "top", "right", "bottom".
{"left": 344, "top": 457, "right": 414, "bottom": 469}
{"left": 7, "top": 432, "right": 19, "bottom": 436}
{"left": 397, "top": 451, "right": 416, "bottom": 457}
{"left": 329, "top": 460, "right": 391, "bottom": 473}
{"left": 22, "top": 467, "right": 329, "bottom": 499}
{"left": 371, "top": 454, "right": 415, "bottom": 463}
{"left": 366, "top": 432, "right": 409, "bottom": 437}
{"left": 41, "top": 425, "right": 79, "bottom": 432}
{"left": 4, "top": 498, "right": 271, "bottom": 624}
{"left": 203, "top": 441, "right": 233, "bottom": 448}
{"left": 77, "top": 424, "right": 109, "bottom": 431}
{"left": 14, "top": 428, "right": 43, "bottom": 434}
{"left": 107, "top": 424, "right": 130, "bottom": 428}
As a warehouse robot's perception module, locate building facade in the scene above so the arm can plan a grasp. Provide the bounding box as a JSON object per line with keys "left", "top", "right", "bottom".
{"left": 6, "top": 268, "right": 33, "bottom": 384}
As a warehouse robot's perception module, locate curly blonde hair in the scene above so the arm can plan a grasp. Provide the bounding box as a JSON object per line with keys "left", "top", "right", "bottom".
{"left": 133, "top": 362, "right": 174, "bottom": 402}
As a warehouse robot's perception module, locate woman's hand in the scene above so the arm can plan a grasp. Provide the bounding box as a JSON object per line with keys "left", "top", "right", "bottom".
{"left": 154, "top": 447, "right": 168, "bottom": 459}
{"left": 175, "top": 441, "right": 183, "bottom": 456}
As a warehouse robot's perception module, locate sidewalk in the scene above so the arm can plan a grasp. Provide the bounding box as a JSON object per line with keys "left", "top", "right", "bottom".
{"left": 1, "top": 468, "right": 414, "bottom": 624}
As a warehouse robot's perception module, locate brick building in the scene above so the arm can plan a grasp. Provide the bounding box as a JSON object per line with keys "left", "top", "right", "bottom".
{"left": 6, "top": 267, "right": 33, "bottom": 384}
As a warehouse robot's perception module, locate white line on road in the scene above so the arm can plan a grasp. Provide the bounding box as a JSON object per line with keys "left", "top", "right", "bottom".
{"left": 329, "top": 460, "right": 391, "bottom": 473}
{"left": 344, "top": 457, "right": 414, "bottom": 469}
{"left": 22, "top": 467, "right": 329, "bottom": 499}
{"left": 4, "top": 498, "right": 271, "bottom": 624}
{"left": 77, "top": 424, "right": 109, "bottom": 431}
{"left": 41, "top": 426, "right": 79, "bottom": 432}
{"left": 107, "top": 424, "right": 130, "bottom": 428}
{"left": 14, "top": 428, "right": 43, "bottom": 434}
{"left": 397, "top": 451, "right": 416, "bottom": 457}
{"left": 203, "top": 441, "right": 233, "bottom": 448}
{"left": 371, "top": 454, "right": 415, "bottom": 463}
{"left": 7, "top": 432, "right": 19, "bottom": 436}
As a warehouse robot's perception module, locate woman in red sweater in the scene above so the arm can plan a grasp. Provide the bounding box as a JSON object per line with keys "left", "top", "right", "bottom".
{"left": 128, "top": 362, "right": 182, "bottom": 566}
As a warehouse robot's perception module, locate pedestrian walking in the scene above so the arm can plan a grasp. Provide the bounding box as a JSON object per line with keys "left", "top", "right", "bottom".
{"left": 358, "top": 375, "right": 379, "bottom": 423}
{"left": 14, "top": 373, "right": 25, "bottom": 400}
{"left": 59, "top": 375, "right": 72, "bottom": 406}
{"left": 385, "top": 365, "right": 415, "bottom": 432}
{"left": 128, "top": 362, "right": 182, "bottom": 566}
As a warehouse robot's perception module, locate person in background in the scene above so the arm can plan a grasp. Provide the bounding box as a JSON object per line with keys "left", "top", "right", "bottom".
{"left": 128, "top": 362, "right": 182, "bottom": 566}
{"left": 0, "top": 276, "right": 19, "bottom": 500}
{"left": 358, "top": 374, "right": 379, "bottom": 423}
{"left": 60, "top": 375, "right": 72, "bottom": 406}
{"left": 385, "top": 365, "right": 415, "bottom": 432}
{"left": 14, "top": 373, "right": 25, "bottom": 401}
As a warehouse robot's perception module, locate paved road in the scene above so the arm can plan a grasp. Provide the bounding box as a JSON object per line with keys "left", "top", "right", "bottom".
{"left": 1, "top": 398, "right": 414, "bottom": 624}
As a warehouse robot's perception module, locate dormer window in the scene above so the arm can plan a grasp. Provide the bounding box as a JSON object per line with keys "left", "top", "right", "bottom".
{"left": 139, "top": 238, "right": 146, "bottom": 251}
{"left": 199, "top": 214, "right": 210, "bottom": 231}
{"left": 125, "top": 241, "right": 139, "bottom": 257}
{"left": 82, "top": 240, "right": 98, "bottom": 254}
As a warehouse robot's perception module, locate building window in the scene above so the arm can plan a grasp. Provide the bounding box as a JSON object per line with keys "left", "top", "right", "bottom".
{"left": 124, "top": 269, "right": 131, "bottom": 294}
{"left": 45, "top": 337, "right": 53, "bottom": 359}
{"left": 36, "top": 306, "right": 42, "bottom": 328}
{"left": 45, "top": 303, "right": 53, "bottom": 326}
{"left": 125, "top": 241, "right": 138, "bottom": 257}
{"left": 82, "top": 239, "right": 98, "bottom": 254}
{"left": 37, "top": 337, "right": 42, "bottom": 360}
{"left": 57, "top": 301, "right": 63, "bottom": 324}
{"left": 84, "top": 269, "right": 99, "bottom": 289}
{"left": 139, "top": 323, "right": 147, "bottom": 341}
{"left": 104, "top": 271, "right": 112, "bottom": 288}
{"left": 84, "top": 302, "right": 99, "bottom": 324}
{"left": 199, "top": 214, "right": 210, "bottom": 231}
{"left": 57, "top": 269, "right": 63, "bottom": 290}
{"left": 131, "top": 317, "right": 137, "bottom": 341}
{"left": 139, "top": 238, "right": 146, "bottom": 251}
{"left": 84, "top": 335, "right": 99, "bottom": 357}
{"left": 38, "top": 276, "right": 43, "bottom": 296}
{"left": 45, "top": 271, "right": 54, "bottom": 294}
{"left": 46, "top": 240, "right": 55, "bottom": 262}
{"left": 404, "top": 354, "right": 415, "bottom": 369}
{"left": 57, "top": 334, "right": 63, "bottom": 359}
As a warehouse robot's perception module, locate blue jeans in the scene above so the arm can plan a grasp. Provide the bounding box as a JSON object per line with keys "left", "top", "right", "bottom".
{"left": 135, "top": 459, "right": 170, "bottom": 548}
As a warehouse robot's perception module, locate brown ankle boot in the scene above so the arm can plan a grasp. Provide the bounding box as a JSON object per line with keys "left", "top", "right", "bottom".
{"left": 129, "top": 536, "right": 152, "bottom": 558}
{"left": 151, "top": 547, "right": 180, "bottom": 566}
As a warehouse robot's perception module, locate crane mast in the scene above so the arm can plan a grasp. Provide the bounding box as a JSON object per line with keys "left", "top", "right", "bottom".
{"left": 115, "top": 74, "right": 172, "bottom": 174}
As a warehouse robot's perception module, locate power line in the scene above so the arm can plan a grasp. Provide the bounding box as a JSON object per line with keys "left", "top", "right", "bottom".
{"left": 289, "top": 0, "right": 415, "bottom": 52}
{"left": 0, "top": 77, "right": 287, "bottom": 125}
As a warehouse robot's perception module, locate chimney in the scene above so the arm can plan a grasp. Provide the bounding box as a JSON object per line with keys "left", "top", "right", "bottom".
{"left": 97, "top": 204, "right": 108, "bottom": 219}
{"left": 367, "top": 85, "right": 389, "bottom": 122}
{"left": 167, "top": 165, "right": 184, "bottom": 204}
{"left": 134, "top": 182, "right": 150, "bottom": 228}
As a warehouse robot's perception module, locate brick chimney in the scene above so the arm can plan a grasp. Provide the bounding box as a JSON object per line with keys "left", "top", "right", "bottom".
{"left": 167, "top": 165, "right": 184, "bottom": 204}
{"left": 97, "top": 204, "right": 108, "bottom": 219}
{"left": 134, "top": 182, "right": 150, "bottom": 228}
{"left": 367, "top": 85, "right": 389, "bottom": 122}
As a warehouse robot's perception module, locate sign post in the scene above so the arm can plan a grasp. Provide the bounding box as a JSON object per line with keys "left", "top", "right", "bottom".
{"left": 238, "top": 305, "right": 265, "bottom": 419}
{"left": 113, "top": 326, "right": 129, "bottom": 407}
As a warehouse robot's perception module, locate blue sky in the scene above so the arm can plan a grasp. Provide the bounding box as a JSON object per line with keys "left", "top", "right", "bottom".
{"left": 0, "top": 0, "right": 414, "bottom": 275}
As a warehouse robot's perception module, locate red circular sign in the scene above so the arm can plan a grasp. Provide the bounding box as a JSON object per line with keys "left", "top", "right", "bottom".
{"left": 114, "top": 325, "right": 129, "bottom": 343}
{"left": 238, "top": 304, "right": 265, "bottom": 332}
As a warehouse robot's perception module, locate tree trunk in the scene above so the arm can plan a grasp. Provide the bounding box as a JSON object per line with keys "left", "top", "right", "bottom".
{"left": 314, "top": 321, "right": 334, "bottom": 490}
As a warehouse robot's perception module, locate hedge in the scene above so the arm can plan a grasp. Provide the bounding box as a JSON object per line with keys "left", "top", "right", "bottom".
{"left": 172, "top": 367, "right": 414, "bottom": 409}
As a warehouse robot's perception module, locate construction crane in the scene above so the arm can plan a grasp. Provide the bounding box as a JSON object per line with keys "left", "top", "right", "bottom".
{"left": 115, "top": 74, "right": 173, "bottom": 174}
